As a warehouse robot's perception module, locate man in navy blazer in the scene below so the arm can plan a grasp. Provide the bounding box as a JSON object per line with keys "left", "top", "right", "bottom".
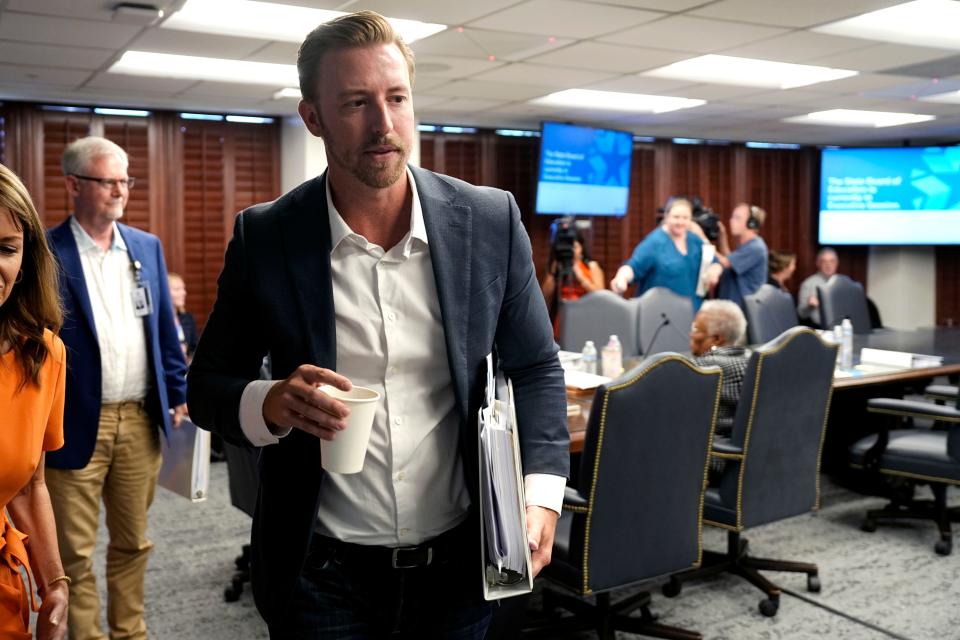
{"left": 188, "top": 11, "right": 568, "bottom": 639}
{"left": 45, "top": 136, "right": 187, "bottom": 640}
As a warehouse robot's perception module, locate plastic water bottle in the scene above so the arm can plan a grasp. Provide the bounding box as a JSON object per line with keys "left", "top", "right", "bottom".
{"left": 840, "top": 317, "right": 854, "bottom": 370}
{"left": 601, "top": 335, "right": 623, "bottom": 378}
{"left": 581, "top": 340, "right": 598, "bottom": 375}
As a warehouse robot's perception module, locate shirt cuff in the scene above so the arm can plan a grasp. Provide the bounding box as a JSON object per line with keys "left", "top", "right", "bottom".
{"left": 524, "top": 473, "right": 566, "bottom": 515}
{"left": 239, "top": 380, "right": 291, "bottom": 446}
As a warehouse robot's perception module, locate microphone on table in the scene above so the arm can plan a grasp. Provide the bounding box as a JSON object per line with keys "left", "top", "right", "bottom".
{"left": 641, "top": 312, "right": 690, "bottom": 356}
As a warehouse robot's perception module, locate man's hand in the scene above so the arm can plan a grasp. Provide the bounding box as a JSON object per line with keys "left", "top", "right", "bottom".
{"left": 526, "top": 505, "right": 559, "bottom": 578}
{"left": 263, "top": 365, "right": 353, "bottom": 440}
{"left": 808, "top": 295, "right": 819, "bottom": 308}
{"left": 171, "top": 403, "right": 188, "bottom": 428}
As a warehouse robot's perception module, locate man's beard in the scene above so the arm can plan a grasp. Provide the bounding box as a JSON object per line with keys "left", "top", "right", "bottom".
{"left": 328, "top": 133, "right": 409, "bottom": 189}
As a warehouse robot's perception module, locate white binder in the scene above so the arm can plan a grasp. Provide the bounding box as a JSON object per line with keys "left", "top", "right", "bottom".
{"left": 158, "top": 418, "right": 211, "bottom": 503}
{"left": 478, "top": 353, "right": 534, "bottom": 601}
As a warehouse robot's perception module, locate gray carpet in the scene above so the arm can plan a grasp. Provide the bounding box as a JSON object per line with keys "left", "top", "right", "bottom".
{"left": 78, "top": 464, "right": 959, "bottom": 639}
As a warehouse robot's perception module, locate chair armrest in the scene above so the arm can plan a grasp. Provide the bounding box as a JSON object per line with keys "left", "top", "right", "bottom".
{"left": 925, "top": 384, "right": 958, "bottom": 402}
{"left": 867, "top": 398, "right": 960, "bottom": 422}
{"left": 711, "top": 436, "right": 744, "bottom": 458}
{"left": 562, "top": 486, "right": 589, "bottom": 512}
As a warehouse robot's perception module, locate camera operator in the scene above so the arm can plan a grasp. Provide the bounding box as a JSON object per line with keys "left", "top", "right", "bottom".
{"left": 541, "top": 223, "right": 605, "bottom": 335}
{"left": 611, "top": 197, "right": 715, "bottom": 310}
{"left": 706, "top": 203, "right": 769, "bottom": 307}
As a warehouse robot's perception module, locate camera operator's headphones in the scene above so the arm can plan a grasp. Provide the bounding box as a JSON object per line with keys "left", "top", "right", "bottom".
{"left": 746, "top": 204, "right": 764, "bottom": 231}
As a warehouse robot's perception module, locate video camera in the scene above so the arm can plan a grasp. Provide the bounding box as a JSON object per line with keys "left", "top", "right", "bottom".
{"left": 549, "top": 216, "right": 577, "bottom": 276}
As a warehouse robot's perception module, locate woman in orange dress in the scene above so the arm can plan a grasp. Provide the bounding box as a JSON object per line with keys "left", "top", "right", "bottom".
{"left": 541, "top": 232, "right": 606, "bottom": 337}
{"left": 0, "top": 163, "right": 68, "bottom": 639}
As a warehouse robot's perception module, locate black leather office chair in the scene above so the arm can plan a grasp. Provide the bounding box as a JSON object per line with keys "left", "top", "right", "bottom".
{"left": 559, "top": 290, "right": 641, "bottom": 356}
{"left": 817, "top": 274, "right": 871, "bottom": 333}
{"left": 849, "top": 393, "right": 960, "bottom": 555}
{"left": 743, "top": 284, "right": 799, "bottom": 344}
{"left": 662, "top": 327, "right": 837, "bottom": 617}
{"left": 636, "top": 287, "right": 694, "bottom": 355}
{"left": 527, "top": 353, "right": 722, "bottom": 640}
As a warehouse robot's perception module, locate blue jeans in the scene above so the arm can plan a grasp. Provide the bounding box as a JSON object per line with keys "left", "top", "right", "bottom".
{"left": 267, "top": 531, "right": 492, "bottom": 639}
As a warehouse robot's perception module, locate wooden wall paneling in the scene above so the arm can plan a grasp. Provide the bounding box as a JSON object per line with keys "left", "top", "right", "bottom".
{"left": 936, "top": 247, "right": 960, "bottom": 326}
{"left": 147, "top": 112, "right": 183, "bottom": 271}
{"left": 103, "top": 117, "right": 151, "bottom": 233}
{"left": 41, "top": 111, "right": 93, "bottom": 226}
{"left": 442, "top": 137, "right": 482, "bottom": 185}
{"left": 0, "top": 104, "right": 46, "bottom": 205}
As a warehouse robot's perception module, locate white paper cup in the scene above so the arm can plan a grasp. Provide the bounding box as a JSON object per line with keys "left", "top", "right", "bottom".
{"left": 317, "top": 385, "right": 380, "bottom": 474}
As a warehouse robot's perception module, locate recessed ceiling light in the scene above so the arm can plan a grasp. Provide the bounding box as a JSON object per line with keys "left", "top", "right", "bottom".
{"left": 273, "top": 87, "right": 301, "bottom": 100}
{"left": 919, "top": 90, "right": 960, "bottom": 104}
{"left": 109, "top": 51, "right": 298, "bottom": 86}
{"left": 161, "top": 0, "right": 446, "bottom": 43}
{"left": 814, "top": 0, "right": 960, "bottom": 50}
{"left": 530, "top": 89, "right": 705, "bottom": 114}
{"left": 782, "top": 109, "right": 935, "bottom": 128}
{"left": 643, "top": 55, "right": 857, "bottom": 89}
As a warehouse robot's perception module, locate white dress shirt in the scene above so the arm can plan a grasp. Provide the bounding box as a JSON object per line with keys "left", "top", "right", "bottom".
{"left": 70, "top": 217, "right": 149, "bottom": 403}
{"left": 239, "top": 171, "right": 565, "bottom": 545}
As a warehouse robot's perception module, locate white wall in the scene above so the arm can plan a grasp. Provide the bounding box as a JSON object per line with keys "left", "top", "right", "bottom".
{"left": 867, "top": 247, "right": 936, "bottom": 330}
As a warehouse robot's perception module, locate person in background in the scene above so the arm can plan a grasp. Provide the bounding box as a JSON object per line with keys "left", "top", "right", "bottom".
{"left": 187, "top": 11, "right": 567, "bottom": 638}
{"left": 167, "top": 272, "right": 198, "bottom": 361}
{"left": 44, "top": 136, "right": 187, "bottom": 640}
{"left": 797, "top": 247, "right": 839, "bottom": 327}
{"left": 689, "top": 299, "right": 749, "bottom": 435}
{"left": 541, "top": 232, "right": 605, "bottom": 335}
{"left": 767, "top": 250, "right": 797, "bottom": 295}
{"left": 709, "top": 203, "right": 769, "bottom": 307}
{"left": 0, "top": 163, "right": 69, "bottom": 639}
{"left": 611, "top": 197, "right": 713, "bottom": 310}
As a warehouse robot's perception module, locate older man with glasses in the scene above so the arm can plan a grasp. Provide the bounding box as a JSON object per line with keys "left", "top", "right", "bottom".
{"left": 44, "top": 136, "right": 187, "bottom": 640}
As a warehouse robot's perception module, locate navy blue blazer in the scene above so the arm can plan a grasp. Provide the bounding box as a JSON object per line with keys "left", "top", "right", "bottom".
{"left": 187, "top": 166, "right": 569, "bottom": 623}
{"left": 46, "top": 219, "right": 188, "bottom": 470}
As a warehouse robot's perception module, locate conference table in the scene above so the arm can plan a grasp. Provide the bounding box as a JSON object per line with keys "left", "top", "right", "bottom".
{"left": 565, "top": 327, "right": 960, "bottom": 455}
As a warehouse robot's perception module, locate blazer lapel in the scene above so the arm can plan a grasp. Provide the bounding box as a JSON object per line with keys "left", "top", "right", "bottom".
{"left": 279, "top": 175, "right": 337, "bottom": 368}
{"left": 414, "top": 167, "right": 472, "bottom": 414}
{"left": 50, "top": 220, "right": 98, "bottom": 341}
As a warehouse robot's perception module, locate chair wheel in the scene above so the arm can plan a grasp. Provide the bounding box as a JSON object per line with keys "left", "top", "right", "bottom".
{"left": 935, "top": 539, "right": 952, "bottom": 556}
{"left": 860, "top": 518, "right": 877, "bottom": 533}
{"left": 661, "top": 578, "right": 682, "bottom": 598}
{"left": 807, "top": 575, "right": 821, "bottom": 593}
{"left": 759, "top": 597, "right": 779, "bottom": 617}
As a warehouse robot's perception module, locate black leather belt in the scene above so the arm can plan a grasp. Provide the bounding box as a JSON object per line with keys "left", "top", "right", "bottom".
{"left": 313, "top": 519, "right": 471, "bottom": 570}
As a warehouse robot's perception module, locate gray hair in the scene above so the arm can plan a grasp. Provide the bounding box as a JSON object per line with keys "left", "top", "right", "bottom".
{"left": 700, "top": 300, "right": 747, "bottom": 346}
{"left": 816, "top": 247, "right": 838, "bottom": 261}
{"left": 61, "top": 136, "right": 128, "bottom": 176}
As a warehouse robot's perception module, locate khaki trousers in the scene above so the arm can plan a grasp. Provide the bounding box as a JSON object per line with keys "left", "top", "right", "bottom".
{"left": 46, "top": 401, "right": 161, "bottom": 640}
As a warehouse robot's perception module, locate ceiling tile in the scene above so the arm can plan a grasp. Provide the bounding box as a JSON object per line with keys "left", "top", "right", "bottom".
{"left": 411, "top": 95, "right": 454, "bottom": 110}
{"left": 425, "top": 97, "right": 508, "bottom": 112}
{"left": 585, "top": 74, "right": 696, "bottom": 94}
{"left": 0, "top": 12, "right": 141, "bottom": 49}
{"left": 689, "top": 0, "right": 905, "bottom": 28}
{"left": 658, "top": 83, "right": 766, "bottom": 101}
{"left": 527, "top": 42, "right": 689, "bottom": 74}
{"left": 6, "top": 0, "right": 130, "bottom": 21}
{"left": 428, "top": 79, "right": 555, "bottom": 101}
{"left": 352, "top": 0, "right": 519, "bottom": 25}
{"left": 130, "top": 28, "right": 269, "bottom": 59}
{"left": 0, "top": 40, "right": 114, "bottom": 70}
{"left": 415, "top": 54, "right": 505, "bottom": 79}
{"left": 471, "top": 63, "right": 616, "bottom": 89}
{"left": 85, "top": 71, "right": 198, "bottom": 94}
{"left": 600, "top": 16, "right": 786, "bottom": 53}
{"left": 720, "top": 31, "right": 873, "bottom": 63}
{"left": 813, "top": 73, "right": 924, "bottom": 94}
{"left": 413, "top": 77, "right": 453, "bottom": 93}
{"left": 177, "top": 81, "right": 282, "bottom": 99}
{"left": 579, "top": 0, "right": 708, "bottom": 10}
{"left": 244, "top": 41, "right": 300, "bottom": 65}
{"left": 726, "top": 89, "right": 834, "bottom": 106}
{"left": 411, "top": 27, "right": 574, "bottom": 62}
{"left": 468, "top": 0, "right": 664, "bottom": 39}
{"left": 808, "top": 43, "right": 957, "bottom": 73}
{"left": 0, "top": 64, "right": 89, "bottom": 86}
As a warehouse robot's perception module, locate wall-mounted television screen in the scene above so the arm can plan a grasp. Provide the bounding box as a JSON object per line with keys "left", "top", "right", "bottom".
{"left": 819, "top": 146, "right": 960, "bottom": 245}
{"left": 535, "top": 121, "right": 633, "bottom": 217}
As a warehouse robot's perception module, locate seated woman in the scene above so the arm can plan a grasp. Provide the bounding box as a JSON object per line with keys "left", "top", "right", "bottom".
{"left": 541, "top": 233, "right": 605, "bottom": 334}
{"left": 689, "top": 300, "right": 749, "bottom": 435}
{"left": 767, "top": 249, "right": 797, "bottom": 298}
{"left": 610, "top": 197, "right": 713, "bottom": 310}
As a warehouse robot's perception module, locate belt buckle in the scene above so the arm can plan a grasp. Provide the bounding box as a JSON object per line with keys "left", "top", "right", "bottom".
{"left": 391, "top": 546, "right": 432, "bottom": 569}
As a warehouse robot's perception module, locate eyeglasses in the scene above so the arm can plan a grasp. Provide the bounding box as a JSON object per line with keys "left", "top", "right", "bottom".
{"left": 71, "top": 174, "right": 136, "bottom": 190}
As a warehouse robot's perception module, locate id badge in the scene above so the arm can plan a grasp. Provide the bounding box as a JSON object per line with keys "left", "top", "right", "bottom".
{"left": 132, "top": 285, "right": 153, "bottom": 317}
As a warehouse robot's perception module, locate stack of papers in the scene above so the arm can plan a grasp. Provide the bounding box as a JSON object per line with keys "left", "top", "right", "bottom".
{"left": 860, "top": 348, "right": 943, "bottom": 369}
{"left": 564, "top": 370, "right": 611, "bottom": 392}
{"left": 480, "top": 400, "right": 526, "bottom": 580}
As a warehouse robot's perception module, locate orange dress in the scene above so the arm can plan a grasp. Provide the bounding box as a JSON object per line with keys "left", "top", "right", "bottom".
{"left": 0, "top": 330, "right": 66, "bottom": 638}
